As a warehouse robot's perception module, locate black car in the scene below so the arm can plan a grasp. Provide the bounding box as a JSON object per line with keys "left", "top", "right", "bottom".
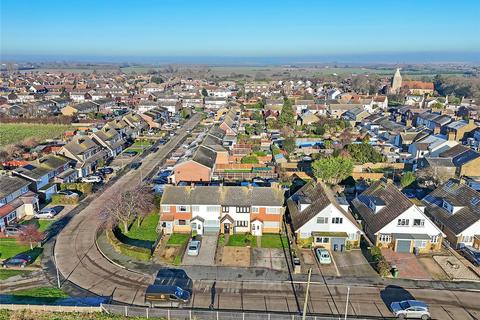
{"left": 2, "top": 253, "right": 35, "bottom": 268}
{"left": 150, "top": 147, "right": 159, "bottom": 152}
{"left": 98, "top": 167, "right": 114, "bottom": 175}
{"left": 130, "top": 161, "right": 142, "bottom": 170}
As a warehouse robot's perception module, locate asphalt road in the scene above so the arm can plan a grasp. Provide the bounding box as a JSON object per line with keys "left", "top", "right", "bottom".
{"left": 50, "top": 113, "right": 480, "bottom": 319}
{"left": 54, "top": 114, "right": 202, "bottom": 305}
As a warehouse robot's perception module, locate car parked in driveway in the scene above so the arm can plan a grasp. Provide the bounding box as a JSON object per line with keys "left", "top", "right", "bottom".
{"left": 460, "top": 246, "right": 480, "bottom": 266}
{"left": 34, "top": 208, "right": 57, "bottom": 219}
{"left": 4, "top": 225, "right": 21, "bottom": 237}
{"left": 315, "top": 248, "right": 332, "bottom": 264}
{"left": 81, "top": 175, "right": 103, "bottom": 183}
{"left": 187, "top": 240, "right": 201, "bottom": 256}
{"left": 2, "top": 253, "right": 35, "bottom": 268}
{"left": 98, "top": 167, "right": 114, "bottom": 175}
{"left": 390, "top": 300, "right": 431, "bottom": 319}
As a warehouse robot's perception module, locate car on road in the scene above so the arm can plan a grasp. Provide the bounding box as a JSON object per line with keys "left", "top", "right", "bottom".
{"left": 187, "top": 240, "right": 201, "bottom": 256}
{"left": 158, "top": 139, "right": 167, "bottom": 145}
{"left": 145, "top": 285, "right": 191, "bottom": 306}
{"left": 460, "top": 246, "right": 480, "bottom": 266}
{"left": 34, "top": 208, "right": 57, "bottom": 219}
{"left": 390, "top": 300, "right": 431, "bottom": 319}
{"left": 98, "top": 167, "right": 114, "bottom": 175}
{"left": 2, "top": 253, "right": 35, "bottom": 268}
{"left": 150, "top": 147, "right": 159, "bottom": 152}
{"left": 315, "top": 248, "right": 332, "bottom": 264}
{"left": 4, "top": 225, "right": 21, "bottom": 237}
{"left": 81, "top": 175, "right": 103, "bottom": 183}
{"left": 130, "top": 161, "right": 142, "bottom": 170}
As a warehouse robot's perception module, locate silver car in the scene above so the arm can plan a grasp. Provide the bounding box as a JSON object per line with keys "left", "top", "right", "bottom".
{"left": 34, "top": 208, "right": 57, "bottom": 219}
{"left": 187, "top": 240, "right": 201, "bottom": 256}
{"left": 390, "top": 300, "right": 431, "bottom": 319}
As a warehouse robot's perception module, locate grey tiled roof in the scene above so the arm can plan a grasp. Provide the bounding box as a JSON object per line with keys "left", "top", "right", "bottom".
{"left": 0, "top": 175, "right": 31, "bottom": 199}
{"left": 351, "top": 180, "right": 414, "bottom": 234}
{"left": 161, "top": 185, "right": 284, "bottom": 207}
{"left": 422, "top": 179, "right": 480, "bottom": 235}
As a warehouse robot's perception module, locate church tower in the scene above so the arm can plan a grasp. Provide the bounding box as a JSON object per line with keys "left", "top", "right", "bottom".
{"left": 390, "top": 68, "right": 402, "bottom": 94}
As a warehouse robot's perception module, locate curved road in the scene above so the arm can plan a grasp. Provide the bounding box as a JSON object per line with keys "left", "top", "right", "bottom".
{"left": 54, "top": 114, "right": 202, "bottom": 305}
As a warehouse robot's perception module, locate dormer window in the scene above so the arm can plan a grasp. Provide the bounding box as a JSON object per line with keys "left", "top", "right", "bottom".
{"left": 442, "top": 199, "right": 463, "bottom": 215}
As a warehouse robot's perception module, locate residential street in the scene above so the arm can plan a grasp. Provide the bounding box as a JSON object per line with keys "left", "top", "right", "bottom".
{"left": 43, "top": 111, "right": 480, "bottom": 319}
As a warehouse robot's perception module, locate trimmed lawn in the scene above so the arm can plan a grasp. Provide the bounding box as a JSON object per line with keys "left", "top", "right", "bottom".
{"left": 119, "top": 213, "right": 160, "bottom": 242}
{"left": 0, "top": 269, "right": 31, "bottom": 280}
{"left": 21, "top": 219, "right": 54, "bottom": 232}
{"left": 261, "top": 234, "right": 288, "bottom": 249}
{"left": 11, "top": 287, "right": 68, "bottom": 299}
{"left": 226, "top": 234, "right": 257, "bottom": 247}
{"left": 167, "top": 233, "right": 190, "bottom": 245}
{"left": 132, "top": 140, "right": 153, "bottom": 147}
{"left": 0, "top": 238, "right": 43, "bottom": 261}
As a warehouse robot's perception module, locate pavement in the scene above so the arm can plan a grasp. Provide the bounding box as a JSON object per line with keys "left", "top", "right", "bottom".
{"left": 182, "top": 234, "right": 217, "bottom": 266}
{"left": 382, "top": 248, "right": 432, "bottom": 280}
{"left": 332, "top": 250, "right": 377, "bottom": 277}
{"left": 252, "top": 248, "right": 288, "bottom": 271}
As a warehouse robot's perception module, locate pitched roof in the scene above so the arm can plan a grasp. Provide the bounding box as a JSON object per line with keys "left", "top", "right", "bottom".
{"left": 351, "top": 180, "right": 414, "bottom": 234}
{"left": 422, "top": 180, "right": 480, "bottom": 235}
{"left": 161, "top": 185, "right": 284, "bottom": 207}
{"left": 0, "top": 175, "right": 30, "bottom": 199}
{"left": 192, "top": 145, "right": 217, "bottom": 169}
{"left": 287, "top": 181, "right": 360, "bottom": 231}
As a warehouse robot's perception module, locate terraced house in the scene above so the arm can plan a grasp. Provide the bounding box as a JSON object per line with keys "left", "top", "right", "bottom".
{"left": 159, "top": 185, "right": 284, "bottom": 236}
{"left": 352, "top": 180, "right": 444, "bottom": 253}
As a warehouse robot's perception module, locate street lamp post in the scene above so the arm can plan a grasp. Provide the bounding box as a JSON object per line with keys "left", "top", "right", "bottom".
{"left": 302, "top": 268, "right": 312, "bottom": 320}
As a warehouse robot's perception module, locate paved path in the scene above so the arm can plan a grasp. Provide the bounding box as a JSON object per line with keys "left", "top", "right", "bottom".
{"left": 52, "top": 114, "right": 202, "bottom": 305}
{"left": 182, "top": 235, "right": 217, "bottom": 266}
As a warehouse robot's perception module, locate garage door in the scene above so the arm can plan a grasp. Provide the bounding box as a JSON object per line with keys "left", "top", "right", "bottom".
{"left": 331, "top": 238, "right": 346, "bottom": 251}
{"left": 203, "top": 220, "right": 220, "bottom": 234}
{"left": 396, "top": 240, "right": 412, "bottom": 253}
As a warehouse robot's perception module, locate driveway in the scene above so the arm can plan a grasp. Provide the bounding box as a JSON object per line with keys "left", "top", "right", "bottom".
{"left": 300, "top": 249, "right": 338, "bottom": 276}
{"left": 182, "top": 234, "right": 217, "bottom": 266}
{"left": 332, "top": 250, "right": 377, "bottom": 277}
{"left": 381, "top": 249, "right": 431, "bottom": 279}
{"left": 252, "top": 248, "right": 288, "bottom": 271}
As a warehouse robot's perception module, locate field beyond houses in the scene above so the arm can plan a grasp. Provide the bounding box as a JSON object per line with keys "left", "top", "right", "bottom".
{"left": 0, "top": 123, "right": 70, "bottom": 149}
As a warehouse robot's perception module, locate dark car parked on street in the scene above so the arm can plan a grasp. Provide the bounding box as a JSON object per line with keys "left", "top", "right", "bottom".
{"left": 2, "top": 253, "right": 35, "bottom": 268}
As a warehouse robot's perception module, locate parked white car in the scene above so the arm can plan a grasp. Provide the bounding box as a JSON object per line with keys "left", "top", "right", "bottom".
{"left": 187, "top": 240, "right": 201, "bottom": 256}
{"left": 81, "top": 175, "right": 102, "bottom": 183}
{"left": 34, "top": 208, "right": 57, "bottom": 219}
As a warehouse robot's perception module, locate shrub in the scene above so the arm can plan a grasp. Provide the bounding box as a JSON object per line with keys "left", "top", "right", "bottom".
{"left": 369, "top": 245, "right": 391, "bottom": 277}
{"left": 60, "top": 183, "right": 93, "bottom": 195}
{"left": 296, "top": 236, "right": 313, "bottom": 248}
{"left": 106, "top": 229, "right": 151, "bottom": 261}
{"left": 50, "top": 194, "right": 79, "bottom": 205}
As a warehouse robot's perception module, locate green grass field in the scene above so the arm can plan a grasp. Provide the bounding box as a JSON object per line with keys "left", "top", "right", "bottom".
{"left": 11, "top": 286, "right": 68, "bottom": 299}
{"left": 260, "top": 234, "right": 288, "bottom": 249}
{"left": 0, "top": 238, "right": 43, "bottom": 261}
{"left": 0, "top": 269, "right": 31, "bottom": 280}
{"left": 0, "top": 123, "right": 71, "bottom": 147}
{"left": 0, "top": 309, "right": 155, "bottom": 320}
{"left": 119, "top": 213, "right": 159, "bottom": 242}
{"left": 21, "top": 219, "right": 54, "bottom": 232}
{"left": 167, "top": 233, "right": 190, "bottom": 245}
{"left": 226, "top": 234, "right": 257, "bottom": 247}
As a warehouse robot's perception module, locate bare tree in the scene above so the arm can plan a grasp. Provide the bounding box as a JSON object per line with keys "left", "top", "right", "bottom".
{"left": 101, "top": 184, "right": 154, "bottom": 233}
{"left": 18, "top": 224, "right": 44, "bottom": 250}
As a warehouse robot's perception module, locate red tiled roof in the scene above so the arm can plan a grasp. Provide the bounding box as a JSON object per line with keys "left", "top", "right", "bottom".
{"left": 402, "top": 81, "right": 434, "bottom": 90}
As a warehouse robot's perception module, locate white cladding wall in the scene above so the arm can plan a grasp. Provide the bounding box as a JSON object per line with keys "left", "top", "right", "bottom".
{"left": 297, "top": 204, "right": 361, "bottom": 239}
{"left": 192, "top": 205, "right": 221, "bottom": 221}
{"left": 377, "top": 205, "right": 443, "bottom": 236}
{"left": 459, "top": 220, "right": 480, "bottom": 244}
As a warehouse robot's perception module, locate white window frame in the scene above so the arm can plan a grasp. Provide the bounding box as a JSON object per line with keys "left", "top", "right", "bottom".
{"left": 315, "top": 237, "right": 329, "bottom": 243}
{"left": 266, "top": 207, "right": 279, "bottom": 214}
{"left": 379, "top": 234, "right": 392, "bottom": 242}
{"left": 177, "top": 205, "right": 189, "bottom": 212}
{"left": 161, "top": 205, "right": 170, "bottom": 212}
{"left": 430, "top": 235, "right": 439, "bottom": 243}
{"left": 413, "top": 219, "right": 425, "bottom": 227}
{"left": 397, "top": 219, "right": 410, "bottom": 227}
{"left": 252, "top": 206, "right": 259, "bottom": 213}
{"left": 316, "top": 217, "right": 328, "bottom": 224}
{"left": 6, "top": 211, "right": 17, "bottom": 223}
{"left": 192, "top": 205, "right": 200, "bottom": 212}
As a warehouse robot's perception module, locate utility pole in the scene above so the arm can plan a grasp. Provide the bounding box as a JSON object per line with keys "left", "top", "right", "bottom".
{"left": 302, "top": 268, "right": 312, "bottom": 320}
{"left": 54, "top": 251, "right": 61, "bottom": 289}
{"left": 344, "top": 286, "right": 350, "bottom": 320}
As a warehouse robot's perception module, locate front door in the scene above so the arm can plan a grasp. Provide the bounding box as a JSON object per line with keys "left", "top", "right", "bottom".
{"left": 224, "top": 223, "right": 230, "bottom": 234}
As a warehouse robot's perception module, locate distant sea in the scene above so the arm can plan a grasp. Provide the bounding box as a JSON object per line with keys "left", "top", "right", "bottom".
{"left": 1, "top": 52, "right": 480, "bottom": 65}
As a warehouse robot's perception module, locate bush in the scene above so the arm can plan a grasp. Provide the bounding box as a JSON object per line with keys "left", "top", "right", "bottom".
{"left": 106, "top": 229, "right": 151, "bottom": 261}
{"left": 60, "top": 183, "right": 93, "bottom": 195}
{"left": 50, "top": 194, "right": 79, "bottom": 205}
{"left": 297, "top": 236, "right": 313, "bottom": 248}
{"left": 369, "top": 245, "right": 391, "bottom": 277}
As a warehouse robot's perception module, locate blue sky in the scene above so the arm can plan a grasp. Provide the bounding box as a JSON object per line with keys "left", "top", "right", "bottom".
{"left": 1, "top": 0, "right": 479, "bottom": 60}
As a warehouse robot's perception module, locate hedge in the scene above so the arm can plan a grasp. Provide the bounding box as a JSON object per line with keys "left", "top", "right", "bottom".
{"left": 105, "top": 229, "right": 151, "bottom": 261}
{"left": 60, "top": 183, "right": 93, "bottom": 195}
{"left": 369, "top": 245, "right": 392, "bottom": 277}
{"left": 296, "top": 236, "right": 313, "bottom": 249}
{"left": 50, "top": 194, "right": 79, "bottom": 205}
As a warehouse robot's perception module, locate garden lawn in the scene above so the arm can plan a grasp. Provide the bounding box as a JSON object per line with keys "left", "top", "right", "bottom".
{"left": 0, "top": 123, "right": 71, "bottom": 148}
{"left": 11, "top": 286, "right": 68, "bottom": 299}
{"left": 119, "top": 213, "right": 160, "bottom": 242}
{"left": 132, "top": 140, "right": 153, "bottom": 147}
{"left": 226, "top": 234, "right": 256, "bottom": 247}
{"left": 261, "top": 234, "right": 288, "bottom": 249}
{"left": 167, "top": 233, "right": 190, "bottom": 245}
{"left": 0, "top": 238, "right": 43, "bottom": 261}
{"left": 21, "top": 219, "right": 54, "bottom": 232}
{"left": 0, "top": 269, "right": 30, "bottom": 280}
